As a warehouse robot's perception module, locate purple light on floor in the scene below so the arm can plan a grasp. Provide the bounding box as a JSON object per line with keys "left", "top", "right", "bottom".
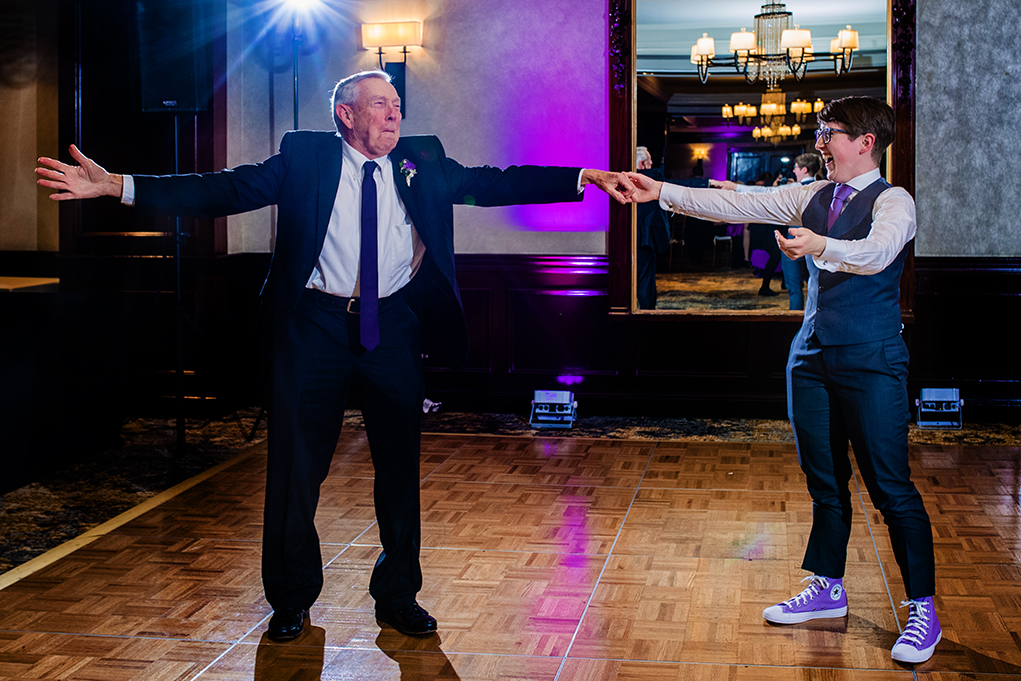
{"left": 556, "top": 375, "right": 583, "bottom": 386}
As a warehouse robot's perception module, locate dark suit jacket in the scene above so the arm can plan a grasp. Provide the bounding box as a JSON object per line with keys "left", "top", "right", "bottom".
{"left": 133, "top": 131, "right": 583, "bottom": 368}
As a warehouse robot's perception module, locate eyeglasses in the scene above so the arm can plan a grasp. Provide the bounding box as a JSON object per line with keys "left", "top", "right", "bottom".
{"left": 814, "top": 127, "right": 853, "bottom": 144}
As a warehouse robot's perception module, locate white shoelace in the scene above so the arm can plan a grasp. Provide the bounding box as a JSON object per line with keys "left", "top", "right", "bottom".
{"left": 784, "top": 575, "right": 830, "bottom": 608}
{"left": 896, "top": 599, "right": 932, "bottom": 646}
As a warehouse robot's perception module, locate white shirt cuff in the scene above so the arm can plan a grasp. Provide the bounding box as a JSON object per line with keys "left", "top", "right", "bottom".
{"left": 121, "top": 175, "right": 135, "bottom": 206}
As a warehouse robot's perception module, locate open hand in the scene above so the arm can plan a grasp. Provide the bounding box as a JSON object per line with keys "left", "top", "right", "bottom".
{"left": 36, "top": 145, "right": 122, "bottom": 200}
{"left": 776, "top": 227, "right": 825, "bottom": 259}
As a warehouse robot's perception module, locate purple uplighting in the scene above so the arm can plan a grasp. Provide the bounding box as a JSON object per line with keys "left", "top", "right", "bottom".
{"left": 539, "top": 290, "right": 604, "bottom": 297}
{"left": 487, "top": 39, "right": 608, "bottom": 233}
{"left": 556, "top": 375, "right": 584, "bottom": 386}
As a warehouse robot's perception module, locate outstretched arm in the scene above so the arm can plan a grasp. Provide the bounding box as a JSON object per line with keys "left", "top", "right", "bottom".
{"left": 776, "top": 227, "right": 825, "bottom": 260}
{"left": 36, "top": 145, "right": 124, "bottom": 201}
{"left": 580, "top": 169, "right": 636, "bottom": 204}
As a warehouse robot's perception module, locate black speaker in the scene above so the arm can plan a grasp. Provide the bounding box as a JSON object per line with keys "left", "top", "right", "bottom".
{"left": 135, "top": 0, "right": 211, "bottom": 112}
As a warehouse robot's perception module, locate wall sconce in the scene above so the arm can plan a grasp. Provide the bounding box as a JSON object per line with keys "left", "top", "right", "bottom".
{"left": 361, "top": 21, "right": 422, "bottom": 118}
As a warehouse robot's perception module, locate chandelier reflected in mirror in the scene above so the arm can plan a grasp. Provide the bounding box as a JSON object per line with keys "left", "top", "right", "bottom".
{"left": 690, "top": 2, "right": 859, "bottom": 87}
{"left": 723, "top": 90, "right": 827, "bottom": 144}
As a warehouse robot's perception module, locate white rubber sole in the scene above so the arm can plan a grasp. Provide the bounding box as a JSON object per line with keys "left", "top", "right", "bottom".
{"left": 891, "top": 630, "right": 942, "bottom": 664}
{"left": 763, "top": 604, "right": 848, "bottom": 624}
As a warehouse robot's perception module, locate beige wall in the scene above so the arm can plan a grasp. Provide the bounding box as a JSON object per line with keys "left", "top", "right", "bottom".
{"left": 1, "top": 0, "right": 610, "bottom": 256}
{"left": 226, "top": 0, "right": 610, "bottom": 255}
{"left": 0, "top": 1, "right": 59, "bottom": 252}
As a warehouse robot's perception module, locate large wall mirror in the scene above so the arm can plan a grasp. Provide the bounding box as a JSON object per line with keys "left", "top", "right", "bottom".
{"left": 607, "top": 0, "right": 917, "bottom": 317}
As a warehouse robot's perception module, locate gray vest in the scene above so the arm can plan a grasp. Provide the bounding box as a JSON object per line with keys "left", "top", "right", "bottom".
{"left": 801, "top": 178, "right": 909, "bottom": 345}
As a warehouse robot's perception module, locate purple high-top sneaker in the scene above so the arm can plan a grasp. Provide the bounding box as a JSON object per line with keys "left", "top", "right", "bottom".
{"left": 891, "top": 596, "right": 941, "bottom": 664}
{"left": 763, "top": 575, "right": 848, "bottom": 624}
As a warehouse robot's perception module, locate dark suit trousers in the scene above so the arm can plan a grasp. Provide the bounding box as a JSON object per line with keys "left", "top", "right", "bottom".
{"left": 787, "top": 331, "right": 935, "bottom": 599}
{"left": 636, "top": 246, "right": 658, "bottom": 309}
{"left": 263, "top": 288, "right": 424, "bottom": 611}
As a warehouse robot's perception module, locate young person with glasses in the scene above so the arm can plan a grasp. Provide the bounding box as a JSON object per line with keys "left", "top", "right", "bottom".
{"left": 629, "top": 96, "right": 940, "bottom": 665}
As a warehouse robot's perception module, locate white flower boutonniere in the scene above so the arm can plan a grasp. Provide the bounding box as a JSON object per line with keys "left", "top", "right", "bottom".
{"left": 400, "top": 159, "right": 417, "bottom": 187}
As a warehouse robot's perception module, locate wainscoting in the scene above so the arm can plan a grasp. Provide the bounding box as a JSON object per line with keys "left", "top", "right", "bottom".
{"left": 2, "top": 250, "right": 1018, "bottom": 493}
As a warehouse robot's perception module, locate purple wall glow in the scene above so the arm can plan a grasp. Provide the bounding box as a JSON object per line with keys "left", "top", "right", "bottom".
{"left": 485, "top": 5, "right": 608, "bottom": 233}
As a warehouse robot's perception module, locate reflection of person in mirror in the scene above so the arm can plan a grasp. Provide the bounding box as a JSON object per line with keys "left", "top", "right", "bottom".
{"left": 715, "top": 153, "right": 823, "bottom": 309}
{"left": 633, "top": 97, "right": 940, "bottom": 665}
{"left": 634, "top": 146, "right": 709, "bottom": 309}
{"left": 36, "top": 69, "right": 635, "bottom": 644}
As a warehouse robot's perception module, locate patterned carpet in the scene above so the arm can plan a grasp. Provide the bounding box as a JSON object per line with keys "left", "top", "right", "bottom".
{"left": 1, "top": 407, "right": 1018, "bottom": 575}
{"left": 655, "top": 268, "right": 799, "bottom": 312}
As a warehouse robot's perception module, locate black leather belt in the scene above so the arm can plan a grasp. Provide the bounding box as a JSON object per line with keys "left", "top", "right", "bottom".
{"left": 305, "top": 287, "right": 402, "bottom": 314}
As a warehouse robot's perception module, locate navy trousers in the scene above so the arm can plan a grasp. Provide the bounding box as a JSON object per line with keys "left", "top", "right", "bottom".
{"left": 262, "top": 288, "right": 424, "bottom": 611}
{"left": 787, "top": 331, "right": 935, "bottom": 599}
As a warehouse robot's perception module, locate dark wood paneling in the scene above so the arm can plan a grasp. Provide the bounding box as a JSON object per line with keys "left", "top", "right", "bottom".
{"left": 908, "top": 257, "right": 1021, "bottom": 417}
{"left": 508, "top": 290, "right": 616, "bottom": 375}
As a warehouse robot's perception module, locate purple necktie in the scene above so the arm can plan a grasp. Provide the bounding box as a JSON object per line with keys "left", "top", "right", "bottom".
{"left": 827, "top": 183, "right": 854, "bottom": 232}
{"left": 360, "top": 161, "right": 380, "bottom": 351}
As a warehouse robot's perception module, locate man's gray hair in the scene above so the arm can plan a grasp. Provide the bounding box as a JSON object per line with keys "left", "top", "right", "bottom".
{"left": 636, "top": 146, "right": 651, "bottom": 164}
{"left": 331, "top": 70, "right": 392, "bottom": 133}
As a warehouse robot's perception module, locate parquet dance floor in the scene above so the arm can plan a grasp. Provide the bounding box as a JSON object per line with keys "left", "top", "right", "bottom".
{"left": 2, "top": 431, "right": 1021, "bottom": 680}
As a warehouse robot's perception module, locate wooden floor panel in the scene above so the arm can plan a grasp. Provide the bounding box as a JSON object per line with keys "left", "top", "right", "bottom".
{"left": 3, "top": 432, "right": 1021, "bottom": 679}
{"left": 202, "top": 641, "right": 564, "bottom": 681}
{"left": 0, "top": 632, "right": 231, "bottom": 681}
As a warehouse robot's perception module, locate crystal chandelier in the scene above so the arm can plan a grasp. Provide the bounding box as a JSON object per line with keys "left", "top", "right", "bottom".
{"left": 690, "top": 2, "right": 858, "bottom": 86}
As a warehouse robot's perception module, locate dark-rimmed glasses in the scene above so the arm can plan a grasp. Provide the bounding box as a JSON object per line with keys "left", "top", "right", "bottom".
{"left": 815, "top": 127, "right": 852, "bottom": 145}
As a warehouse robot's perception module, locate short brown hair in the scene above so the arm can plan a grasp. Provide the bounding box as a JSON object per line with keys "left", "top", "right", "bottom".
{"left": 817, "top": 96, "right": 894, "bottom": 165}
{"left": 794, "top": 152, "right": 823, "bottom": 178}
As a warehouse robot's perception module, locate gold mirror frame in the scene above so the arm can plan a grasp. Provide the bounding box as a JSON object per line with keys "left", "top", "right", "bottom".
{"left": 606, "top": 0, "right": 916, "bottom": 319}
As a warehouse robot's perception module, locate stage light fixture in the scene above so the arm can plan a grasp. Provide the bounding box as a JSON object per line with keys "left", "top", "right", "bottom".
{"left": 529, "top": 390, "right": 578, "bottom": 429}
{"left": 916, "top": 388, "right": 963, "bottom": 429}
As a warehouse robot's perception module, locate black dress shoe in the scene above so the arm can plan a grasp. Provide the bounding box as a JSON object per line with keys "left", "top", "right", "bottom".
{"left": 375, "top": 602, "right": 438, "bottom": 635}
{"left": 758, "top": 286, "right": 779, "bottom": 297}
{"left": 267, "top": 607, "right": 309, "bottom": 641}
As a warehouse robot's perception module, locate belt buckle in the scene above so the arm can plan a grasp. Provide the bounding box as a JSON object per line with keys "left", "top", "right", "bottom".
{"left": 346, "top": 297, "right": 359, "bottom": 314}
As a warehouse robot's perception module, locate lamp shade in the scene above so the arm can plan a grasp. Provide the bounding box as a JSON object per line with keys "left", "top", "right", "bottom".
{"left": 734, "top": 103, "right": 748, "bottom": 117}
{"left": 722, "top": 104, "right": 734, "bottom": 118}
{"left": 780, "top": 26, "right": 812, "bottom": 51}
{"left": 746, "top": 105, "right": 757, "bottom": 117}
{"left": 792, "top": 123, "right": 801, "bottom": 136}
{"left": 813, "top": 98, "right": 825, "bottom": 112}
{"left": 729, "top": 27, "right": 756, "bottom": 53}
{"left": 361, "top": 21, "right": 422, "bottom": 48}
{"left": 760, "top": 102, "right": 778, "bottom": 116}
{"left": 837, "top": 25, "right": 859, "bottom": 49}
{"left": 696, "top": 33, "right": 716, "bottom": 58}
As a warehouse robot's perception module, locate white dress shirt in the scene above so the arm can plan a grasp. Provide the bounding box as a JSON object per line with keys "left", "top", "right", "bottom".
{"left": 307, "top": 139, "right": 424, "bottom": 298}
{"left": 659, "top": 168, "right": 916, "bottom": 275}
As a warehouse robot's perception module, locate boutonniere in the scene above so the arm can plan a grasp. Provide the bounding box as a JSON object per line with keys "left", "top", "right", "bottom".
{"left": 400, "top": 159, "right": 417, "bottom": 187}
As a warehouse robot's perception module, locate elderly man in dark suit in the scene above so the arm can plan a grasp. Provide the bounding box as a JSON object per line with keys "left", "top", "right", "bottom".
{"left": 36, "top": 70, "right": 632, "bottom": 642}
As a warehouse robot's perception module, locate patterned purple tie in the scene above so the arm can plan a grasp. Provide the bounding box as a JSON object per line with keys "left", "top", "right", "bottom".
{"left": 360, "top": 161, "right": 380, "bottom": 351}
{"left": 827, "top": 183, "right": 854, "bottom": 232}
